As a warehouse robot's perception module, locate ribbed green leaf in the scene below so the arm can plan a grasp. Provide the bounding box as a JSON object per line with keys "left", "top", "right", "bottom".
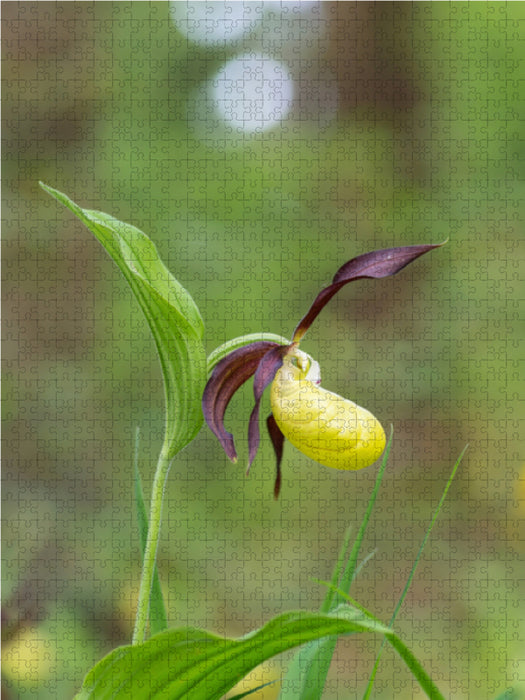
{"left": 227, "top": 680, "right": 279, "bottom": 699}
{"left": 74, "top": 607, "right": 445, "bottom": 700}
{"left": 74, "top": 610, "right": 391, "bottom": 700}
{"left": 40, "top": 183, "right": 206, "bottom": 458}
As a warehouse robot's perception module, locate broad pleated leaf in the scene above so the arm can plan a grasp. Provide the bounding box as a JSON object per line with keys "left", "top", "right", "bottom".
{"left": 41, "top": 183, "right": 206, "bottom": 458}
{"left": 228, "top": 680, "right": 279, "bottom": 699}
{"left": 74, "top": 607, "right": 445, "bottom": 700}
{"left": 74, "top": 609, "right": 392, "bottom": 700}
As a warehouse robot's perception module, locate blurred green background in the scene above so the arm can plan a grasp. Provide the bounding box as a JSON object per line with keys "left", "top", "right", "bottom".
{"left": 2, "top": 2, "right": 524, "bottom": 698}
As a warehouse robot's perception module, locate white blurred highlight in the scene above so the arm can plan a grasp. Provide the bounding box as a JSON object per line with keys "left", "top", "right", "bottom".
{"left": 210, "top": 54, "right": 294, "bottom": 133}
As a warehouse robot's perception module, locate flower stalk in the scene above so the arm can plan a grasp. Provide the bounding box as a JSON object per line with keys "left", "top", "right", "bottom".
{"left": 132, "top": 442, "right": 172, "bottom": 645}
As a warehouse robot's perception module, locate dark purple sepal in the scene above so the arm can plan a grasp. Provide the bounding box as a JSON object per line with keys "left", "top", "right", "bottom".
{"left": 292, "top": 242, "right": 444, "bottom": 342}
{"left": 267, "top": 413, "right": 285, "bottom": 500}
{"left": 247, "top": 345, "right": 291, "bottom": 473}
{"left": 202, "top": 341, "right": 281, "bottom": 463}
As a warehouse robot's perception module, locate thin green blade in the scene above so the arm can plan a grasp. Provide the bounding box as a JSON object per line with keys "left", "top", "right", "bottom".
{"left": 362, "top": 445, "right": 468, "bottom": 700}
{"left": 279, "top": 431, "right": 393, "bottom": 700}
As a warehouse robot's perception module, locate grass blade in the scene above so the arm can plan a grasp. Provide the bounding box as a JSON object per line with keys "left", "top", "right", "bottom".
{"left": 385, "top": 631, "right": 446, "bottom": 700}
{"left": 327, "top": 428, "right": 393, "bottom": 611}
{"left": 278, "top": 430, "right": 393, "bottom": 700}
{"left": 362, "top": 445, "right": 468, "bottom": 700}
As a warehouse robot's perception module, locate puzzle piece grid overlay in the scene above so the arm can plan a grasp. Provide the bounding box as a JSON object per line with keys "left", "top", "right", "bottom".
{"left": 2, "top": 3, "right": 524, "bottom": 698}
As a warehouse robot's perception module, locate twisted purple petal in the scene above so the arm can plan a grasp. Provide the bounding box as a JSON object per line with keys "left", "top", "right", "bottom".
{"left": 292, "top": 243, "right": 444, "bottom": 342}
{"left": 247, "top": 345, "right": 291, "bottom": 472}
{"left": 202, "top": 342, "right": 281, "bottom": 462}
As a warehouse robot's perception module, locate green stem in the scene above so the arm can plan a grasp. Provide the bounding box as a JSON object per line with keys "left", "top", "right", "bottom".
{"left": 132, "top": 442, "right": 172, "bottom": 645}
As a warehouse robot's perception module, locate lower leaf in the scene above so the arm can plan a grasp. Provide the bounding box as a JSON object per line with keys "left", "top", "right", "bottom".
{"left": 74, "top": 610, "right": 389, "bottom": 700}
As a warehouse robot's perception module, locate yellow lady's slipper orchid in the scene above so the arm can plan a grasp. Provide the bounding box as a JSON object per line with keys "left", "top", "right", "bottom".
{"left": 202, "top": 243, "right": 443, "bottom": 497}
{"left": 270, "top": 348, "right": 386, "bottom": 471}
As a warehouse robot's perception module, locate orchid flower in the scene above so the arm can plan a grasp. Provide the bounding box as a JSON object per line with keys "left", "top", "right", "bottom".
{"left": 202, "top": 244, "right": 442, "bottom": 498}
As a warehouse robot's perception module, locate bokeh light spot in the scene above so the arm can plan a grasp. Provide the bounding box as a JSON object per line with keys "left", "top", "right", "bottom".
{"left": 210, "top": 54, "right": 294, "bottom": 133}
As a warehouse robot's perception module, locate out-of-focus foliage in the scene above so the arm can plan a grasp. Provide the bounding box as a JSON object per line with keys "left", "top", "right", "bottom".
{"left": 3, "top": 3, "right": 524, "bottom": 699}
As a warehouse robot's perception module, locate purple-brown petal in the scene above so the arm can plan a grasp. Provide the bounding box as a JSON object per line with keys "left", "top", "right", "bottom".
{"left": 267, "top": 413, "right": 285, "bottom": 500}
{"left": 247, "top": 345, "right": 291, "bottom": 472}
{"left": 202, "top": 342, "right": 281, "bottom": 463}
{"left": 292, "top": 242, "right": 444, "bottom": 342}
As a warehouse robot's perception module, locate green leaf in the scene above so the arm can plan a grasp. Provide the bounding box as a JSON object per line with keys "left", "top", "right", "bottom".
{"left": 74, "top": 610, "right": 393, "bottom": 700}
{"left": 227, "top": 680, "right": 279, "bottom": 699}
{"left": 40, "top": 183, "right": 206, "bottom": 458}
{"left": 493, "top": 690, "right": 525, "bottom": 700}
{"left": 133, "top": 428, "right": 168, "bottom": 636}
{"left": 279, "top": 431, "right": 393, "bottom": 700}
{"left": 334, "top": 600, "right": 446, "bottom": 700}
{"left": 326, "top": 429, "right": 393, "bottom": 612}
